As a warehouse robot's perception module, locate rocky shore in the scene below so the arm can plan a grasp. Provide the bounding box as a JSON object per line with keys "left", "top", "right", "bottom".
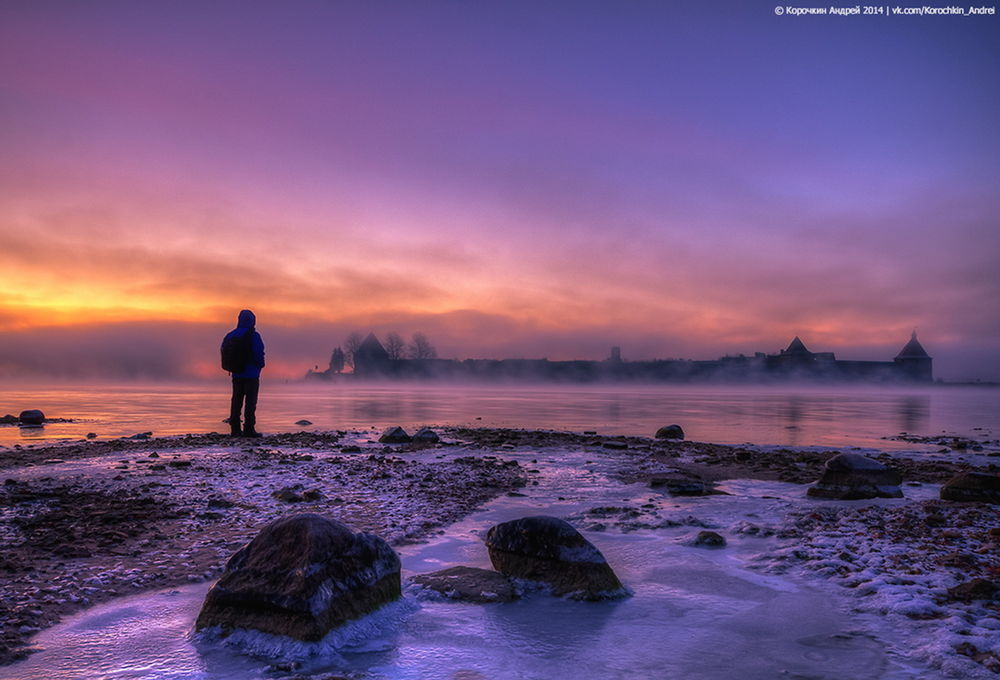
{"left": 0, "top": 430, "right": 525, "bottom": 664}
{"left": 1, "top": 426, "right": 997, "bottom": 676}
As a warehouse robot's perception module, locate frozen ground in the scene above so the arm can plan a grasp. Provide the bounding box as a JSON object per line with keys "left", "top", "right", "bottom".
{"left": 0, "top": 428, "right": 997, "bottom": 679}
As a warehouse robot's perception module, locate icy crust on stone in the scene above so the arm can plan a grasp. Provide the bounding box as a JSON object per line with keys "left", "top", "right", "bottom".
{"left": 807, "top": 452, "right": 903, "bottom": 500}
{"left": 507, "top": 576, "right": 634, "bottom": 601}
{"left": 193, "top": 598, "right": 417, "bottom": 660}
{"left": 195, "top": 514, "right": 402, "bottom": 641}
{"left": 407, "top": 566, "right": 519, "bottom": 603}
{"left": 485, "top": 516, "right": 626, "bottom": 600}
{"left": 485, "top": 516, "right": 603, "bottom": 562}
{"left": 557, "top": 543, "right": 606, "bottom": 563}
{"left": 823, "top": 452, "right": 887, "bottom": 471}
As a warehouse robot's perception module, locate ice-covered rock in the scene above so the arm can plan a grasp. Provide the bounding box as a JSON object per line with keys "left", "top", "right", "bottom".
{"left": 195, "top": 514, "right": 400, "bottom": 640}
{"left": 654, "top": 424, "right": 684, "bottom": 440}
{"left": 940, "top": 472, "right": 1000, "bottom": 503}
{"left": 18, "top": 409, "right": 45, "bottom": 426}
{"left": 378, "top": 426, "right": 411, "bottom": 444}
{"left": 947, "top": 578, "right": 998, "bottom": 602}
{"left": 649, "top": 472, "right": 713, "bottom": 495}
{"left": 410, "top": 566, "right": 518, "bottom": 603}
{"left": 412, "top": 427, "right": 440, "bottom": 443}
{"left": 806, "top": 452, "right": 902, "bottom": 500}
{"left": 693, "top": 530, "right": 726, "bottom": 547}
{"left": 484, "top": 516, "right": 626, "bottom": 600}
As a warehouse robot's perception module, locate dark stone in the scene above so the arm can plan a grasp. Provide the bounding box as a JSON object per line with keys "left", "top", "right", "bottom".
{"left": 412, "top": 427, "right": 440, "bottom": 443}
{"left": 602, "top": 440, "right": 628, "bottom": 450}
{"left": 410, "top": 566, "right": 518, "bottom": 603}
{"left": 806, "top": 453, "right": 902, "bottom": 500}
{"left": 378, "top": 426, "right": 411, "bottom": 444}
{"left": 295, "top": 419, "right": 313, "bottom": 426}
{"left": 0, "top": 414, "right": 19, "bottom": 424}
{"left": 693, "top": 530, "right": 726, "bottom": 547}
{"left": 484, "top": 516, "right": 625, "bottom": 600}
{"left": 18, "top": 410, "right": 45, "bottom": 426}
{"left": 86, "top": 432, "right": 98, "bottom": 439}
{"left": 196, "top": 514, "right": 401, "bottom": 640}
{"left": 649, "top": 473, "right": 713, "bottom": 496}
{"left": 940, "top": 472, "right": 1000, "bottom": 503}
{"left": 947, "top": 578, "right": 998, "bottom": 602}
{"left": 654, "top": 425, "right": 685, "bottom": 440}
{"left": 168, "top": 460, "right": 192, "bottom": 468}
{"left": 273, "top": 486, "right": 305, "bottom": 503}
{"left": 341, "top": 445, "right": 362, "bottom": 453}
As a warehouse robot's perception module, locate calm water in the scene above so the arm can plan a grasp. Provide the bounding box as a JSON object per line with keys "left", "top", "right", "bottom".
{"left": 1, "top": 381, "right": 997, "bottom": 449}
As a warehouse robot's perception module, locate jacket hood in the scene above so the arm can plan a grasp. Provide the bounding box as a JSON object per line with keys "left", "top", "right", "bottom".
{"left": 237, "top": 309, "right": 256, "bottom": 329}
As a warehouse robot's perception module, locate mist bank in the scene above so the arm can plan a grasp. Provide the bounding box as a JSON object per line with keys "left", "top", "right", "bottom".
{"left": 0, "top": 317, "right": 997, "bottom": 382}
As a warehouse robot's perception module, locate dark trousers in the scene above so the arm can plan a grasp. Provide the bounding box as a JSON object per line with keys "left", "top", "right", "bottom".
{"left": 230, "top": 377, "right": 259, "bottom": 433}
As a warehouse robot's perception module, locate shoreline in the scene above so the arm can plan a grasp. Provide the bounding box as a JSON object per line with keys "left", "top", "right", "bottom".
{"left": 1, "top": 427, "right": 997, "bottom": 675}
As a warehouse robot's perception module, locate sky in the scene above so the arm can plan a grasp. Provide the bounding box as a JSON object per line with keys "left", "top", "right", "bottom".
{"left": 1, "top": 0, "right": 998, "bottom": 381}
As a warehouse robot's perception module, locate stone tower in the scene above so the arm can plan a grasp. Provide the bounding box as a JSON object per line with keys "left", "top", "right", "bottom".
{"left": 893, "top": 331, "right": 932, "bottom": 382}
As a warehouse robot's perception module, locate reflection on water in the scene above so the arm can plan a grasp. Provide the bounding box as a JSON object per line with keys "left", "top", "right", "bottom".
{"left": 0, "top": 382, "right": 992, "bottom": 449}
{"left": 897, "top": 396, "right": 930, "bottom": 434}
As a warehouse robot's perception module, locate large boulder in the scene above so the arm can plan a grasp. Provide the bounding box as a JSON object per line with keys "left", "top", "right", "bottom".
{"left": 195, "top": 514, "right": 400, "bottom": 640}
{"left": 806, "top": 453, "right": 902, "bottom": 500}
{"left": 412, "top": 427, "right": 440, "bottom": 444}
{"left": 410, "top": 566, "right": 518, "bottom": 603}
{"left": 18, "top": 410, "right": 45, "bottom": 426}
{"left": 649, "top": 472, "right": 714, "bottom": 496}
{"left": 654, "top": 424, "right": 684, "bottom": 440}
{"left": 940, "top": 472, "right": 1000, "bottom": 503}
{"left": 484, "top": 516, "right": 625, "bottom": 600}
{"left": 378, "top": 426, "right": 411, "bottom": 444}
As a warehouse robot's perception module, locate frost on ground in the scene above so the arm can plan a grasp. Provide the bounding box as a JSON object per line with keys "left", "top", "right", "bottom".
{"left": 749, "top": 501, "right": 1000, "bottom": 677}
{"left": 448, "top": 428, "right": 1000, "bottom": 678}
{"left": 0, "top": 431, "right": 525, "bottom": 665}
{"left": 2, "top": 426, "right": 998, "bottom": 677}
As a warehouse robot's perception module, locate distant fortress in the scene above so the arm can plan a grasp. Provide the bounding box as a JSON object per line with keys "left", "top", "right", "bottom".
{"left": 308, "top": 331, "right": 932, "bottom": 383}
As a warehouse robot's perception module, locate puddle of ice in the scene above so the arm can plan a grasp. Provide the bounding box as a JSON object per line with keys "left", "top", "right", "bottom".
{"left": 1, "top": 445, "right": 941, "bottom": 680}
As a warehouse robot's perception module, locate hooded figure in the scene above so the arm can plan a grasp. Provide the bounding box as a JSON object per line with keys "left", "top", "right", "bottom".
{"left": 222, "top": 309, "right": 266, "bottom": 436}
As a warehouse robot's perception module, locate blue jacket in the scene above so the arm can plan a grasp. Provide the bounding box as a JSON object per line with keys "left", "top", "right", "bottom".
{"left": 223, "top": 309, "right": 265, "bottom": 379}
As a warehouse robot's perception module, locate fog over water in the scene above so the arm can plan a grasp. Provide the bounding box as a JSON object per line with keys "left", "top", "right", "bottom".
{"left": 2, "top": 382, "right": 997, "bottom": 451}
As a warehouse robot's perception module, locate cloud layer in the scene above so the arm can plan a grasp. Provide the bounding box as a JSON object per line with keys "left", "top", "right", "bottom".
{"left": 0, "top": 2, "right": 997, "bottom": 380}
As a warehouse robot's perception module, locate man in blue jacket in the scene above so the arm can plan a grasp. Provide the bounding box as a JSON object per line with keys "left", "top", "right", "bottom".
{"left": 222, "top": 309, "right": 266, "bottom": 437}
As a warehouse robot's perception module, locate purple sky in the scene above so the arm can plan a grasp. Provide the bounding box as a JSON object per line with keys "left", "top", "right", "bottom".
{"left": 1, "top": 1, "right": 998, "bottom": 380}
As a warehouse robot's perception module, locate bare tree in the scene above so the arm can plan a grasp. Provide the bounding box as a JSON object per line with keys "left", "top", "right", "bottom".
{"left": 407, "top": 332, "right": 437, "bottom": 360}
{"left": 328, "top": 347, "right": 345, "bottom": 373}
{"left": 344, "top": 332, "right": 364, "bottom": 369}
{"left": 385, "top": 332, "right": 406, "bottom": 360}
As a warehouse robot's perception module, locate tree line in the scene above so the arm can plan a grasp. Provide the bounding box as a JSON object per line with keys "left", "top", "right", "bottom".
{"left": 327, "top": 331, "right": 438, "bottom": 372}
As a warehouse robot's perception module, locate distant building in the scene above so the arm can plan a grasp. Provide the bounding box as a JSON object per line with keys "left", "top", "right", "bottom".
{"left": 309, "top": 331, "right": 933, "bottom": 383}
{"left": 893, "top": 331, "right": 933, "bottom": 382}
{"left": 353, "top": 332, "right": 392, "bottom": 376}
{"left": 760, "top": 333, "right": 932, "bottom": 382}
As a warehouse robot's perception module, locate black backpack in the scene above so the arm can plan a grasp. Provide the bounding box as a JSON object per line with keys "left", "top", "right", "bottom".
{"left": 221, "top": 330, "right": 255, "bottom": 373}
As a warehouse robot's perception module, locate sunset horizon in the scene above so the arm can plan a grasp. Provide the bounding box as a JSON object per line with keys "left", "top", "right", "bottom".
{"left": 2, "top": 1, "right": 997, "bottom": 381}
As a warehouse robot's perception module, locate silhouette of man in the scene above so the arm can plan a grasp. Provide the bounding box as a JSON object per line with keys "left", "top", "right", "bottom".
{"left": 223, "top": 309, "right": 265, "bottom": 437}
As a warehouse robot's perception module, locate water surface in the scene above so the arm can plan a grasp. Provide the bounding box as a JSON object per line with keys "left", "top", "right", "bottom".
{"left": 1, "top": 381, "right": 997, "bottom": 449}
